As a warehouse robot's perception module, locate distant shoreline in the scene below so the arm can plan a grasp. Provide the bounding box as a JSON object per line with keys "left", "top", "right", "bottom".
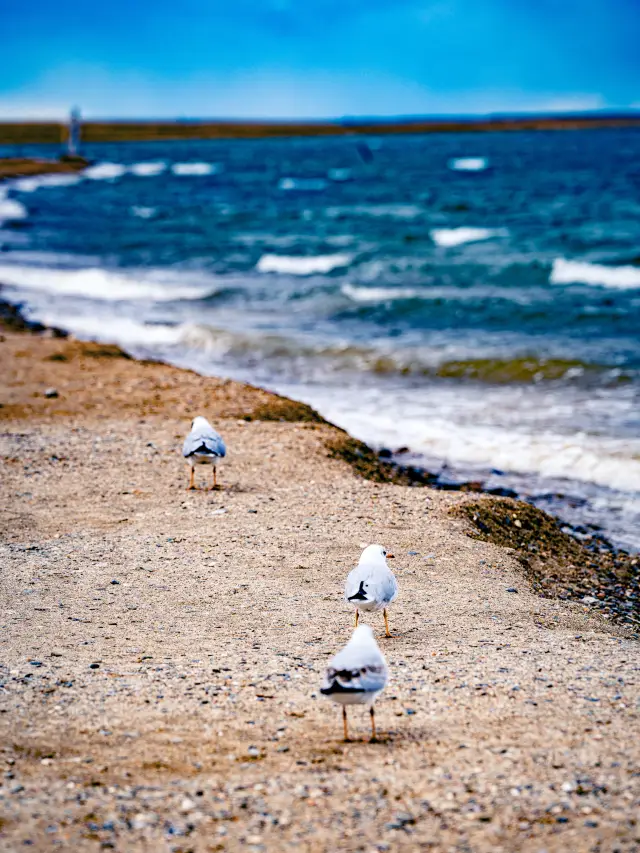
{"left": 0, "top": 156, "right": 88, "bottom": 181}
{"left": 1, "top": 114, "right": 640, "bottom": 144}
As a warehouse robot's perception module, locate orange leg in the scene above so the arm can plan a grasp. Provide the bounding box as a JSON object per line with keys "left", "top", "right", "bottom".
{"left": 383, "top": 608, "right": 391, "bottom": 637}
{"left": 355, "top": 610, "right": 359, "bottom": 628}
{"left": 370, "top": 706, "right": 377, "bottom": 741}
{"left": 210, "top": 466, "right": 217, "bottom": 490}
{"left": 342, "top": 706, "right": 349, "bottom": 741}
{"left": 187, "top": 465, "right": 196, "bottom": 490}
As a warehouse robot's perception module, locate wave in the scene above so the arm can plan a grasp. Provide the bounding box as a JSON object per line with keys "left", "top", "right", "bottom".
{"left": 83, "top": 163, "right": 127, "bottom": 181}
{"left": 171, "top": 162, "right": 219, "bottom": 176}
{"left": 431, "top": 227, "right": 507, "bottom": 247}
{"left": 0, "top": 195, "right": 28, "bottom": 223}
{"left": 129, "top": 161, "right": 167, "bottom": 177}
{"left": 550, "top": 258, "right": 640, "bottom": 290}
{"left": 0, "top": 264, "right": 217, "bottom": 302}
{"left": 10, "top": 173, "right": 83, "bottom": 192}
{"left": 325, "top": 204, "right": 424, "bottom": 220}
{"left": 256, "top": 253, "right": 352, "bottom": 275}
{"left": 131, "top": 206, "right": 157, "bottom": 219}
{"left": 448, "top": 157, "right": 489, "bottom": 171}
{"left": 43, "top": 315, "right": 183, "bottom": 347}
{"left": 327, "top": 168, "right": 352, "bottom": 182}
{"left": 318, "top": 397, "right": 640, "bottom": 494}
{"left": 341, "top": 283, "right": 420, "bottom": 302}
{"left": 278, "top": 177, "right": 327, "bottom": 191}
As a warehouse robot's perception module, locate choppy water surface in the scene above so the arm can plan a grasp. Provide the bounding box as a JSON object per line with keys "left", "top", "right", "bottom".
{"left": 1, "top": 130, "right": 639, "bottom": 549}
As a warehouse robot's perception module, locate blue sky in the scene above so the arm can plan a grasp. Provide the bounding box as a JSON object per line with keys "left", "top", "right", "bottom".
{"left": 2, "top": 0, "right": 639, "bottom": 119}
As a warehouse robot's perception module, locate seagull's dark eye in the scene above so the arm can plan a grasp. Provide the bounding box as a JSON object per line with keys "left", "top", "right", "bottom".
{"left": 383, "top": 550, "right": 387, "bottom": 556}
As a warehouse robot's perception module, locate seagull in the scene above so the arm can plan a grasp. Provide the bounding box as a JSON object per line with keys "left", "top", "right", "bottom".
{"left": 320, "top": 624, "right": 388, "bottom": 741}
{"left": 182, "top": 416, "right": 226, "bottom": 490}
{"left": 344, "top": 544, "right": 398, "bottom": 637}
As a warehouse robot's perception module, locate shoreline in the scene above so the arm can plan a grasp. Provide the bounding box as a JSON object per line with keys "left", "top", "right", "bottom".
{"left": 0, "top": 156, "right": 89, "bottom": 182}
{"left": 2, "top": 293, "right": 637, "bottom": 633}
{"left": 1, "top": 115, "right": 640, "bottom": 144}
{"left": 1, "top": 291, "right": 639, "bottom": 851}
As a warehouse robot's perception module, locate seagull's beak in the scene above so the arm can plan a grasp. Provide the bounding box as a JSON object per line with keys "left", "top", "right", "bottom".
{"left": 386, "top": 553, "right": 395, "bottom": 559}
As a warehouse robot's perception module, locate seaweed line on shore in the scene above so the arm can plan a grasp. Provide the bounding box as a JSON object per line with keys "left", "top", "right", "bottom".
{"left": 1, "top": 292, "right": 638, "bottom": 635}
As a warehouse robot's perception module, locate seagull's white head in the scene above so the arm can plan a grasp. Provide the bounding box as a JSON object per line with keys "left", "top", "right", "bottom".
{"left": 351, "top": 623, "right": 375, "bottom": 644}
{"left": 360, "top": 544, "right": 394, "bottom": 563}
{"left": 191, "top": 416, "right": 211, "bottom": 430}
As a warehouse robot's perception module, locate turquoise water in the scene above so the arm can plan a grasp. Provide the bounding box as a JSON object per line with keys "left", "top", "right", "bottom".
{"left": 1, "top": 130, "right": 639, "bottom": 548}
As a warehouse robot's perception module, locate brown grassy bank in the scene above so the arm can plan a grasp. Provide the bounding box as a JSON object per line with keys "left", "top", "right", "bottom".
{"left": 2, "top": 115, "right": 640, "bottom": 144}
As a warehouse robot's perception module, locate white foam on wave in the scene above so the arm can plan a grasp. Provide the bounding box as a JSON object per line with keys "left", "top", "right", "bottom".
{"left": 551, "top": 258, "right": 640, "bottom": 290}
{"left": 43, "top": 315, "right": 184, "bottom": 348}
{"left": 10, "top": 173, "right": 83, "bottom": 192}
{"left": 0, "top": 194, "right": 28, "bottom": 223}
{"left": 0, "top": 264, "right": 217, "bottom": 302}
{"left": 341, "top": 283, "right": 420, "bottom": 302}
{"left": 256, "top": 253, "right": 351, "bottom": 275}
{"left": 308, "top": 387, "right": 640, "bottom": 494}
{"left": 431, "top": 227, "right": 507, "bottom": 247}
{"left": 171, "top": 162, "right": 218, "bottom": 176}
{"left": 326, "top": 204, "right": 423, "bottom": 220}
{"left": 130, "top": 161, "right": 167, "bottom": 177}
{"left": 83, "top": 162, "right": 127, "bottom": 181}
{"left": 327, "top": 168, "right": 352, "bottom": 182}
{"left": 278, "top": 177, "right": 327, "bottom": 191}
{"left": 448, "top": 157, "right": 488, "bottom": 171}
{"left": 131, "top": 206, "right": 157, "bottom": 219}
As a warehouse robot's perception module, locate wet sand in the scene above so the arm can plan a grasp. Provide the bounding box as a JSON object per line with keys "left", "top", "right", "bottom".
{"left": 1, "top": 325, "right": 639, "bottom": 852}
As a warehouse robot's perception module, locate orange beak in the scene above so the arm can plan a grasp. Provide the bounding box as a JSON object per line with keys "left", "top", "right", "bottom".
{"left": 386, "top": 553, "right": 395, "bottom": 559}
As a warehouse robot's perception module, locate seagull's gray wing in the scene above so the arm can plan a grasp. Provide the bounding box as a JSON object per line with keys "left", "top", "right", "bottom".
{"left": 321, "top": 662, "right": 387, "bottom": 696}
{"left": 376, "top": 569, "right": 398, "bottom": 605}
{"left": 344, "top": 564, "right": 366, "bottom": 602}
{"left": 182, "top": 427, "right": 226, "bottom": 459}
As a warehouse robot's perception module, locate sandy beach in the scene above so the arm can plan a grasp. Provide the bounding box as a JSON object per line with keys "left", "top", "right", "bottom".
{"left": 1, "top": 322, "right": 639, "bottom": 852}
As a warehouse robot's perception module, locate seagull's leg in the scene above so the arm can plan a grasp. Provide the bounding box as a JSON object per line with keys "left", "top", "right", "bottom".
{"left": 383, "top": 608, "right": 391, "bottom": 637}
{"left": 187, "top": 465, "right": 196, "bottom": 490}
{"left": 210, "top": 465, "right": 216, "bottom": 491}
{"left": 355, "top": 609, "right": 359, "bottom": 628}
{"left": 342, "top": 706, "right": 349, "bottom": 741}
{"left": 370, "top": 706, "right": 377, "bottom": 741}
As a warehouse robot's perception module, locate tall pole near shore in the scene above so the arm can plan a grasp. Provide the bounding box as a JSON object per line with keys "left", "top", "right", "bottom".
{"left": 67, "top": 107, "right": 81, "bottom": 157}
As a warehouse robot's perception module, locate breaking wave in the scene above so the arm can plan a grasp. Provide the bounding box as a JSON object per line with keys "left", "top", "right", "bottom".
{"left": 0, "top": 264, "right": 218, "bottom": 302}
{"left": 550, "top": 258, "right": 640, "bottom": 290}
{"left": 130, "top": 161, "right": 167, "bottom": 177}
{"left": 83, "top": 163, "right": 127, "bottom": 181}
{"left": 171, "top": 162, "right": 219, "bottom": 176}
{"left": 431, "top": 227, "right": 507, "bottom": 247}
{"left": 0, "top": 194, "right": 28, "bottom": 223}
{"left": 448, "top": 157, "right": 489, "bottom": 171}
{"left": 256, "top": 253, "right": 352, "bottom": 275}
{"left": 10, "top": 173, "right": 83, "bottom": 192}
{"left": 341, "top": 283, "right": 420, "bottom": 302}
{"left": 278, "top": 177, "right": 327, "bottom": 191}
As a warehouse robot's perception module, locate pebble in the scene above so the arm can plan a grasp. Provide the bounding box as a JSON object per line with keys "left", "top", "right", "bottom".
{"left": 44, "top": 387, "right": 59, "bottom": 398}
{"left": 110, "top": 579, "right": 120, "bottom": 585}
{"left": 506, "top": 587, "right": 518, "bottom": 593}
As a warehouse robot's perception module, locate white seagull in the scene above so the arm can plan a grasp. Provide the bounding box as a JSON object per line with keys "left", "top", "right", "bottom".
{"left": 182, "top": 416, "right": 226, "bottom": 490}
{"left": 320, "top": 624, "right": 388, "bottom": 741}
{"left": 345, "top": 544, "right": 398, "bottom": 637}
